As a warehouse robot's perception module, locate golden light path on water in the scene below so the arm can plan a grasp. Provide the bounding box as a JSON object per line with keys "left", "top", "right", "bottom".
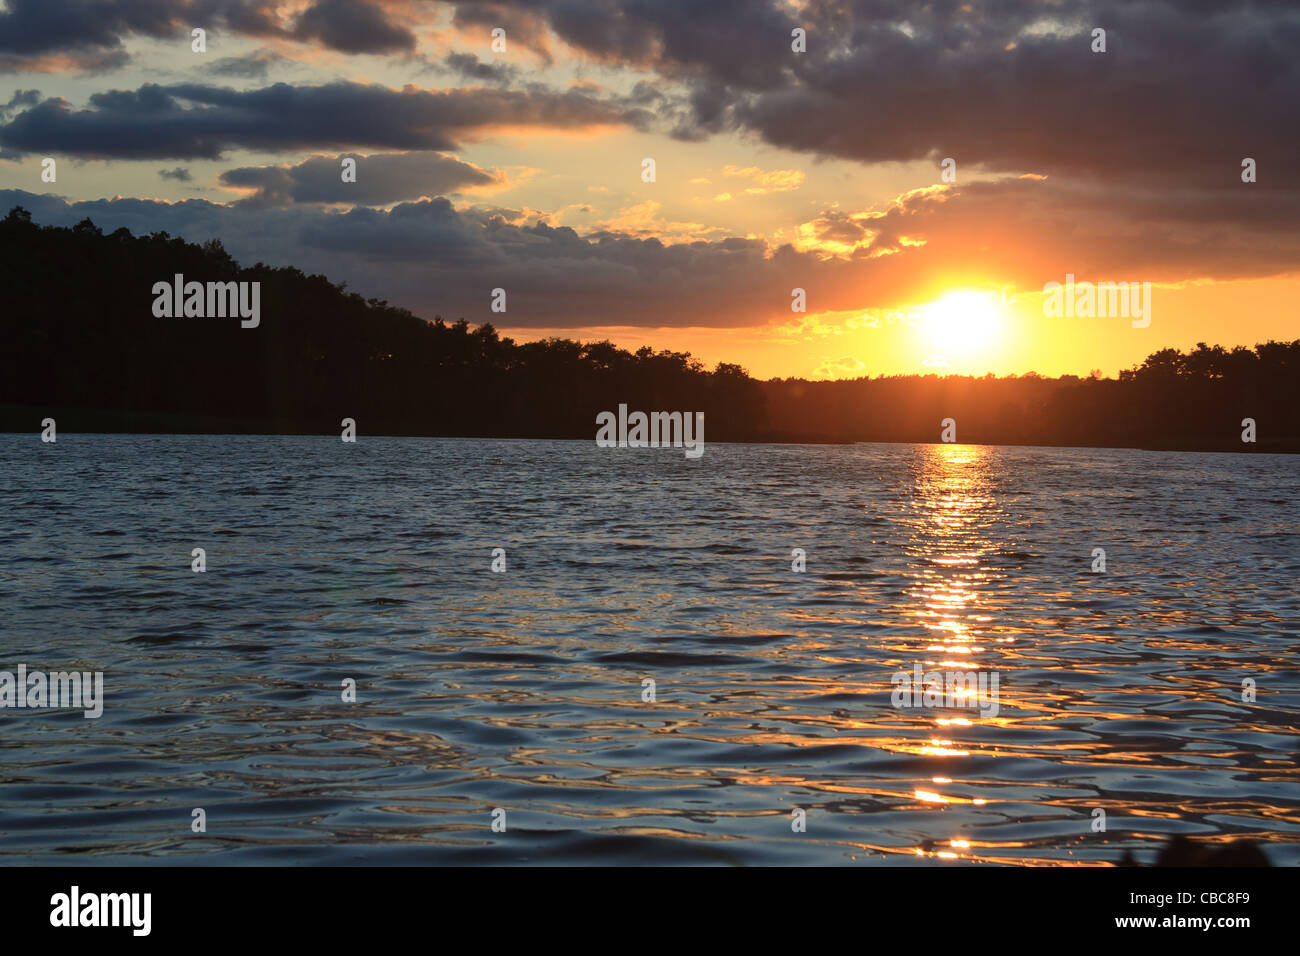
{"left": 903, "top": 444, "right": 1004, "bottom": 862}
{"left": 679, "top": 442, "right": 1076, "bottom": 864}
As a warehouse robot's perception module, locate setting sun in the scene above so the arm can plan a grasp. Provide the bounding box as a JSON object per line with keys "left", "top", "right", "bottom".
{"left": 921, "top": 291, "right": 1003, "bottom": 352}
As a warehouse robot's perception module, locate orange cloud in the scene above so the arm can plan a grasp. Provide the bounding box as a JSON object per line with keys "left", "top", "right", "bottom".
{"left": 722, "top": 164, "right": 806, "bottom": 195}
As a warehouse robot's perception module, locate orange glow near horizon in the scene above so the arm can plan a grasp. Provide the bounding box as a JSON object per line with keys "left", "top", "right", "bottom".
{"left": 497, "top": 271, "right": 1300, "bottom": 381}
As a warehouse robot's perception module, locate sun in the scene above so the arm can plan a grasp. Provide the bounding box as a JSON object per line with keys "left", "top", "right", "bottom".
{"left": 921, "top": 290, "right": 1002, "bottom": 352}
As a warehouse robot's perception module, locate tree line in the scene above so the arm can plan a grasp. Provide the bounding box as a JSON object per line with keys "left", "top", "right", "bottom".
{"left": 1, "top": 208, "right": 1294, "bottom": 451}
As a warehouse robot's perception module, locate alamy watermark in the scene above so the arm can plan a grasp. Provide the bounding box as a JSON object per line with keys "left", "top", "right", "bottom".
{"left": 152, "top": 274, "right": 260, "bottom": 328}
{"left": 891, "top": 663, "right": 999, "bottom": 718}
{"left": 50, "top": 886, "right": 150, "bottom": 936}
{"left": 1043, "top": 274, "right": 1151, "bottom": 328}
{"left": 1, "top": 664, "right": 103, "bottom": 718}
{"left": 596, "top": 404, "right": 704, "bottom": 458}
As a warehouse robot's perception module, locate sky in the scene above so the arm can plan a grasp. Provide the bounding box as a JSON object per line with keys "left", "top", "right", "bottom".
{"left": 0, "top": 0, "right": 1296, "bottom": 380}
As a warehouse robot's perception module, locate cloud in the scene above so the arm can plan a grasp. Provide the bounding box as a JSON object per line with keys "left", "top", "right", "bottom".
{"left": 292, "top": 0, "right": 416, "bottom": 54}
{"left": 440, "top": 52, "right": 520, "bottom": 85}
{"left": 0, "top": 80, "right": 648, "bottom": 159}
{"left": 828, "top": 177, "right": 1300, "bottom": 285}
{"left": 208, "top": 50, "right": 291, "bottom": 80}
{"left": 447, "top": 3, "right": 556, "bottom": 65}
{"left": 0, "top": 48, "right": 130, "bottom": 74}
{"left": 587, "top": 200, "right": 723, "bottom": 241}
{"left": 0, "top": 0, "right": 416, "bottom": 71}
{"left": 0, "top": 0, "right": 181, "bottom": 59}
{"left": 815, "top": 356, "right": 866, "bottom": 378}
{"left": 722, "top": 164, "right": 804, "bottom": 194}
{"left": 158, "top": 166, "right": 192, "bottom": 181}
{"left": 218, "top": 152, "right": 503, "bottom": 207}
{"left": 443, "top": 1, "right": 1300, "bottom": 192}
{"left": 451, "top": 0, "right": 797, "bottom": 88}
{"left": 0, "top": 88, "right": 39, "bottom": 118}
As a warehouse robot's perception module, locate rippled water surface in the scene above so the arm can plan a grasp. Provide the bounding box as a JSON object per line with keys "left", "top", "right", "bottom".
{"left": 2, "top": 435, "right": 1297, "bottom": 865}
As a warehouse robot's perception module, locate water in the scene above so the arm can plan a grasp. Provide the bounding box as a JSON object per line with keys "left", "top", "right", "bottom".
{"left": 1, "top": 435, "right": 1297, "bottom": 865}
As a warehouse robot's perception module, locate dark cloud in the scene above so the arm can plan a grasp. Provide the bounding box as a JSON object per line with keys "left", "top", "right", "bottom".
{"left": 0, "top": 0, "right": 415, "bottom": 71}
{"left": 0, "top": 0, "right": 279, "bottom": 72}
{"left": 727, "top": 1, "right": 1299, "bottom": 187}
{"left": 0, "top": 80, "right": 648, "bottom": 159}
{"left": 0, "top": 0, "right": 179, "bottom": 56}
{"left": 445, "top": 0, "right": 1300, "bottom": 189}
{"left": 451, "top": 0, "right": 796, "bottom": 88}
{"left": 292, "top": 0, "right": 416, "bottom": 54}
{"left": 195, "top": 0, "right": 285, "bottom": 38}
{"left": 158, "top": 166, "right": 192, "bottom": 181}
{"left": 218, "top": 152, "right": 501, "bottom": 206}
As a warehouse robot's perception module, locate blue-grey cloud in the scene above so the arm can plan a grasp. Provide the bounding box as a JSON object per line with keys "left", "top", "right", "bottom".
{"left": 0, "top": 80, "right": 649, "bottom": 159}
{"left": 218, "top": 152, "right": 501, "bottom": 207}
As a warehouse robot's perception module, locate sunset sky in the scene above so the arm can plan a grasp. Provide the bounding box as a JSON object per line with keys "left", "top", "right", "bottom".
{"left": 1, "top": 0, "right": 1296, "bottom": 380}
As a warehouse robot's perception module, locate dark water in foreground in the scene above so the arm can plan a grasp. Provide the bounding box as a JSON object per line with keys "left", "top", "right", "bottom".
{"left": 1, "top": 435, "right": 1297, "bottom": 865}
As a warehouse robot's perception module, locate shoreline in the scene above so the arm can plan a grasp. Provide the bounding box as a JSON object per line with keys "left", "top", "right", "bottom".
{"left": 5, "top": 408, "right": 1297, "bottom": 455}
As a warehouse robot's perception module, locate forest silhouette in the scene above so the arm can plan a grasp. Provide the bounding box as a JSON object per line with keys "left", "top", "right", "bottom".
{"left": 2, "top": 208, "right": 1296, "bottom": 452}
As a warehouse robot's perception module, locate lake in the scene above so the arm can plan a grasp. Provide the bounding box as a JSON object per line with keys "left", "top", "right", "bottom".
{"left": 1, "top": 435, "right": 1297, "bottom": 864}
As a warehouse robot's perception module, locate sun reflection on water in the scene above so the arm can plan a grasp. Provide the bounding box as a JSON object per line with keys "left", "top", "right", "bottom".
{"left": 897, "top": 443, "right": 1006, "bottom": 858}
